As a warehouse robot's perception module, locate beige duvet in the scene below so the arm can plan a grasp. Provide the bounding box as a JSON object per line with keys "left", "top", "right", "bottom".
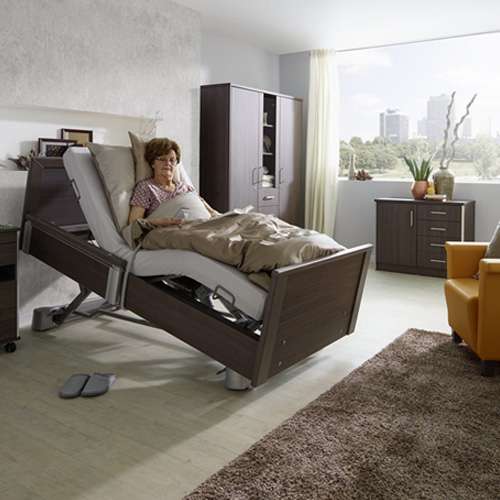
{"left": 124, "top": 209, "right": 345, "bottom": 290}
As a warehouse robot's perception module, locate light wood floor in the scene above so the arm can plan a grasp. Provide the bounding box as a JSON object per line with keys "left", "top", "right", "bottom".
{"left": 0, "top": 268, "right": 450, "bottom": 500}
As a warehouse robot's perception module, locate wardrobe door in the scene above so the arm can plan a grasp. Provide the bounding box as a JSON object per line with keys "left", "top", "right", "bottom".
{"left": 229, "top": 87, "right": 262, "bottom": 210}
{"left": 278, "top": 96, "right": 302, "bottom": 225}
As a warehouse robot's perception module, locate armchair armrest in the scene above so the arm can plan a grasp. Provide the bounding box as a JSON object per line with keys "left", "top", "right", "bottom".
{"left": 446, "top": 242, "right": 488, "bottom": 279}
{"left": 479, "top": 259, "right": 500, "bottom": 274}
{"left": 477, "top": 258, "right": 500, "bottom": 358}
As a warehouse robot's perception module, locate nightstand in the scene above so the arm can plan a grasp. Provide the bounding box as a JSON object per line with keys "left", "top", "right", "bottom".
{"left": 0, "top": 225, "right": 19, "bottom": 353}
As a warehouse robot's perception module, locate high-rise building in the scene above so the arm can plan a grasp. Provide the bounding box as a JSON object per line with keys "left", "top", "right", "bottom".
{"left": 427, "top": 94, "right": 455, "bottom": 142}
{"left": 417, "top": 118, "right": 427, "bottom": 138}
{"left": 379, "top": 109, "right": 409, "bottom": 144}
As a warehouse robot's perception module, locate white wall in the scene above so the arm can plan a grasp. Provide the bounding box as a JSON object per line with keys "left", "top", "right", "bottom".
{"left": 0, "top": 0, "right": 201, "bottom": 321}
{"left": 201, "top": 31, "right": 280, "bottom": 92}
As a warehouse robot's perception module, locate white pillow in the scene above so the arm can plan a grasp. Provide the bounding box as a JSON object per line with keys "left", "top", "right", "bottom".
{"left": 147, "top": 192, "right": 210, "bottom": 221}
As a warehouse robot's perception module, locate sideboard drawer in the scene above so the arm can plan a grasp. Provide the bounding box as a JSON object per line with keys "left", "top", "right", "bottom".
{"left": 417, "top": 253, "right": 447, "bottom": 270}
{"left": 418, "top": 220, "right": 461, "bottom": 239}
{"left": 417, "top": 204, "right": 461, "bottom": 222}
{"left": 418, "top": 236, "right": 447, "bottom": 259}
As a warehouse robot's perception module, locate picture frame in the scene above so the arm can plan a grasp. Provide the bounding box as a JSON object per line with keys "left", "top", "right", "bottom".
{"left": 60, "top": 128, "right": 93, "bottom": 147}
{"left": 38, "top": 138, "right": 77, "bottom": 158}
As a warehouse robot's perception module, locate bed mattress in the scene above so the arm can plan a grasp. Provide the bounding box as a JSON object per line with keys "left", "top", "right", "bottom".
{"left": 63, "top": 148, "right": 268, "bottom": 320}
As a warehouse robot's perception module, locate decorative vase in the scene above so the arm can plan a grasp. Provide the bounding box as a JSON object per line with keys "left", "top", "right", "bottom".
{"left": 433, "top": 168, "right": 455, "bottom": 199}
{"left": 411, "top": 180, "right": 428, "bottom": 200}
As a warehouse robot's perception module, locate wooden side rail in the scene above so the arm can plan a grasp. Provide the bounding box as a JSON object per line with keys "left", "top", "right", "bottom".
{"left": 24, "top": 215, "right": 125, "bottom": 298}
{"left": 253, "top": 244, "right": 372, "bottom": 386}
{"left": 124, "top": 275, "right": 259, "bottom": 379}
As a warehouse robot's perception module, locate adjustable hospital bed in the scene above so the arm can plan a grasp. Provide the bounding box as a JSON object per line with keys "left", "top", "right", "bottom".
{"left": 21, "top": 148, "right": 371, "bottom": 389}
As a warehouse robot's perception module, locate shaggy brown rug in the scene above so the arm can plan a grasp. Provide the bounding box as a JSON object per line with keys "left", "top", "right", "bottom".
{"left": 185, "top": 329, "right": 500, "bottom": 500}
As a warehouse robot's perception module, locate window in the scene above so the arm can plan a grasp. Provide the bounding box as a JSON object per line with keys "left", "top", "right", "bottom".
{"left": 338, "top": 32, "right": 500, "bottom": 181}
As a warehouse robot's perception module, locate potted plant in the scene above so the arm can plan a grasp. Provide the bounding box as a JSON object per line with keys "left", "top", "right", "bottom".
{"left": 403, "top": 156, "right": 432, "bottom": 200}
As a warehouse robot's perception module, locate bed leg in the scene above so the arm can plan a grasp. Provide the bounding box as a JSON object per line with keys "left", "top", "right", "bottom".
{"left": 224, "top": 369, "right": 251, "bottom": 391}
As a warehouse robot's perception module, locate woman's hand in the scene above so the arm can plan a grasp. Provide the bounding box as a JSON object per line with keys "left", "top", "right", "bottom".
{"left": 149, "top": 217, "right": 184, "bottom": 227}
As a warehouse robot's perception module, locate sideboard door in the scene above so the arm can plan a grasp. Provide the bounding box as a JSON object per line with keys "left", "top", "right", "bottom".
{"left": 377, "top": 202, "right": 417, "bottom": 268}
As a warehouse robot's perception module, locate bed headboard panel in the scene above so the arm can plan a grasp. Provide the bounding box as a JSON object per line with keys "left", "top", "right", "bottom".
{"left": 22, "top": 157, "right": 88, "bottom": 231}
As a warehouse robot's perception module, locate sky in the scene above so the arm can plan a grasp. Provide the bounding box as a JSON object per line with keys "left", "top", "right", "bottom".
{"left": 337, "top": 32, "right": 500, "bottom": 141}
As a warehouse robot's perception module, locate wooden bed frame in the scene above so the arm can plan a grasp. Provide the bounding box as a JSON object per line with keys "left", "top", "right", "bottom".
{"left": 21, "top": 157, "right": 372, "bottom": 388}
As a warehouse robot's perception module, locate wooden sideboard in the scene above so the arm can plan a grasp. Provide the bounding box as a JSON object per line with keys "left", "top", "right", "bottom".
{"left": 375, "top": 198, "right": 475, "bottom": 277}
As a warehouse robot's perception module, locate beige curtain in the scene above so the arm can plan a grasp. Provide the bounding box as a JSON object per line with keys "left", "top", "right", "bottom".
{"left": 305, "top": 49, "right": 339, "bottom": 235}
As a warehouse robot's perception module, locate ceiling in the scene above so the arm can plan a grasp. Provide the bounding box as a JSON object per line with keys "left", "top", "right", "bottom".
{"left": 173, "top": 0, "right": 500, "bottom": 54}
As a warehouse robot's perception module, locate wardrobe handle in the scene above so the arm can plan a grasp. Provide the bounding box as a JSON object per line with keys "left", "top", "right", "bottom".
{"left": 430, "top": 243, "right": 445, "bottom": 248}
{"left": 430, "top": 259, "right": 446, "bottom": 264}
{"left": 430, "top": 227, "right": 446, "bottom": 232}
{"left": 409, "top": 209, "right": 414, "bottom": 228}
{"left": 430, "top": 211, "right": 447, "bottom": 216}
{"left": 251, "top": 168, "right": 258, "bottom": 185}
{"left": 263, "top": 195, "right": 275, "bottom": 201}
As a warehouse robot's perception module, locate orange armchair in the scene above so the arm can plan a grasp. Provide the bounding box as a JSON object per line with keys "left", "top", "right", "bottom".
{"left": 445, "top": 242, "right": 500, "bottom": 376}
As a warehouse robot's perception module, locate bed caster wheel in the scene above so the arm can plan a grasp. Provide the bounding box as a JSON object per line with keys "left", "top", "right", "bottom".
{"left": 4, "top": 342, "right": 16, "bottom": 353}
{"left": 451, "top": 331, "right": 462, "bottom": 344}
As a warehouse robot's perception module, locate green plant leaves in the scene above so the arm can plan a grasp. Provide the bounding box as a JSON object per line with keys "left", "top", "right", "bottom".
{"left": 403, "top": 156, "right": 433, "bottom": 181}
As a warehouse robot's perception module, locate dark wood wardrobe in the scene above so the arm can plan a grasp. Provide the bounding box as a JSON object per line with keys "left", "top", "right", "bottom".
{"left": 200, "top": 83, "right": 303, "bottom": 225}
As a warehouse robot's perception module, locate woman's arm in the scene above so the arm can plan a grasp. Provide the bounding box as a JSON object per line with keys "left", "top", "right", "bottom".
{"left": 129, "top": 205, "right": 146, "bottom": 225}
{"left": 129, "top": 206, "right": 183, "bottom": 227}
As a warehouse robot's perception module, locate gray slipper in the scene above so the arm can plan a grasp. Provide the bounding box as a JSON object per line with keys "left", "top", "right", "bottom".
{"left": 81, "top": 373, "right": 116, "bottom": 398}
{"left": 59, "top": 373, "right": 90, "bottom": 399}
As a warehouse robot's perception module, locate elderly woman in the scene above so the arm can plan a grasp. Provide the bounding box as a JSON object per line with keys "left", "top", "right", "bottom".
{"left": 129, "top": 138, "right": 216, "bottom": 225}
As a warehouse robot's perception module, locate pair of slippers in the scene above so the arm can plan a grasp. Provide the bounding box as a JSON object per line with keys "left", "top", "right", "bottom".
{"left": 59, "top": 373, "right": 116, "bottom": 399}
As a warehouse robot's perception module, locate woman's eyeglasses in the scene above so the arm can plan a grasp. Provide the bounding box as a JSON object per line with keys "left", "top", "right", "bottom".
{"left": 155, "top": 156, "right": 177, "bottom": 165}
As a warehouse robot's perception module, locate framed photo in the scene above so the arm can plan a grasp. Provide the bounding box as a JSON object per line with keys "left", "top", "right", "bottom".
{"left": 38, "top": 138, "right": 77, "bottom": 157}
{"left": 61, "top": 128, "right": 93, "bottom": 147}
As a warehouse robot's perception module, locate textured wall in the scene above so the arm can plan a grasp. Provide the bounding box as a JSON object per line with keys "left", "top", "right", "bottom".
{"left": 0, "top": 0, "right": 200, "bottom": 174}
{"left": 0, "top": 0, "right": 201, "bottom": 322}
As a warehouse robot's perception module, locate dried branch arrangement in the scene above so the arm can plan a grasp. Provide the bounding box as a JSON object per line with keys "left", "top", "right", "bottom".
{"left": 439, "top": 91, "right": 477, "bottom": 169}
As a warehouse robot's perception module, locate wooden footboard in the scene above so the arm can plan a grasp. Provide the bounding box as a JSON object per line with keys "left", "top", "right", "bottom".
{"left": 252, "top": 244, "right": 372, "bottom": 386}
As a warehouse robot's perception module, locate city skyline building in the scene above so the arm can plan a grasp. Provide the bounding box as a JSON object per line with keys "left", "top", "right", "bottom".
{"left": 417, "top": 118, "right": 427, "bottom": 138}
{"left": 379, "top": 108, "right": 409, "bottom": 144}
{"left": 426, "top": 94, "right": 455, "bottom": 142}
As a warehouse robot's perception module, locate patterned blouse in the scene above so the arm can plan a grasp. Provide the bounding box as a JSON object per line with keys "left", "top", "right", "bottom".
{"left": 130, "top": 178, "right": 195, "bottom": 216}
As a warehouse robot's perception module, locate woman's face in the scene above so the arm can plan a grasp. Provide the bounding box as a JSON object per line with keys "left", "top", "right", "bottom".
{"left": 153, "top": 149, "right": 177, "bottom": 179}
